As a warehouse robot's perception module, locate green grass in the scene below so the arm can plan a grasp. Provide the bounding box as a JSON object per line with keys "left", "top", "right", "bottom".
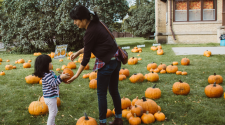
{"left": 0, "top": 37, "right": 225, "bottom": 125}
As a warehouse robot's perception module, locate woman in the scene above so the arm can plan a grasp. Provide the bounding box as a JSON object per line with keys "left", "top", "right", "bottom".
{"left": 68, "top": 5, "right": 123, "bottom": 125}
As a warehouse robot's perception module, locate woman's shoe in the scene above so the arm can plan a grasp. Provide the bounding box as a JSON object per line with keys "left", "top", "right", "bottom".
{"left": 108, "top": 118, "right": 123, "bottom": 125}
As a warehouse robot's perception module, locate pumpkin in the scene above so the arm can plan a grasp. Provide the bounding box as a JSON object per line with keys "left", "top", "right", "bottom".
{"left": 126, "top": 112, "right": 133, "bottom": 120}
{"left": 205, "top": 82, "right": 223, "bottom": 98}
{"left": 67, "top": 62, "right": 76, "bottom": 69}
{"left": 0, "top": 71, "right": 5, "bottom": 75}
{"left": 89, "top": 79, "right": 97, "bottom": 89}
{"left": 50, "top": 52, "right": 55, "bottom": 58}
{"left": 56, "top": 68, "right": 61, "bottom": 71}
{"left": 141, "top": 111, "right": 155, "bottom": 124}
{"left": 153, "top": 68, "right": 160, "bottom": 73}
{"left": 62, "top": 68, "right": 74, "bottom": 83}
{"left": 36, "top": 52, "right": 42, "bottom": 56}
{"left": 157, "top": 45, "right": 162, "bottom": 49}
{"left": 182, "top": 71, "right": 187, "bottom": 75}
{"left": 128, "top": 57, "right": 138, "bottom": 65}
{"left": 28, "top": 97, "right": 48, "bottom": 115}
{"left": 137, "top": 54, "right": 140, "bottom": 56}
{"left": 160, "top": 69, "right": 166, "bottom": 74}
{"left": 121, "top": 97, "right": 131, "bottom": 109}
{"left": 157, "top": 49, "right": 164, "bottom": 55}
{"left": 208, "top": 73, "right": 223, "bottom": 84}
{"left": 154, "top": 111, "right": 166, "bottom": 121}
{"left": 131, "top": 96, "right": 139, "bottom": 106}
{"left": 28, "top": 60, "right": 32, "bottom": 63}
{"left": 106, "top": 109, "right": 112, "bottom": 118}
{"left": 119, "top": 74, "right": 126, "bottom": 81}
{"left": 158, "top": 105, "right": 161, "bottom": 111}
{"left": 18, "top": 59, "right": 25, "bottom": 63}
{"left": 145, "top": 72, "right": 159, "bottom": 82}
{"left": 122, "top": 107, "right": 131, "bottom": 118}
{"left": 129, "top": 73, "right": 144, "bottom": 83}
{"left": 173, "top": 61, "right": 178, "bottom": 65}
{"left": 89, "top": 71, "right": 97, "bottom": 80}
{"left": 176, "top": 71, "right": 182, "bottom": 75}
{"left": 91, "top": 53, "right": 95, "bottom": 58}
{"left": 138, "top": 48, "right": 142, "bottom": 51}
{"left": 59, "top": 59, "right": 63, "bottom": 62}
{"left": 12, "top": 66, "right": 16, "bottom": 69}
{"left": 158, "top": 63, "right": 167, "bottom": 71}
{"left": 83, "top": 73, "right": 90, "bottom": 79}
{"left": 147, "top": 62, "right": 158, "bottom": 71}
{"left": 131, "top": 105, "right": 143, "bottom": 117}
{"left": 67, "top": 57, "right": 70, "bottom": 60}
{"left": 166, "top": 64, "right": 178, "bottom": 73}
{"left": 119, "top": 68, "right": 130, "bottom": 77}
{"left": 6, "top": 60, "right": 10, "bottom": 62}
{"left": 138, "top": 58, "right": 142, "bottom": 61}
{"left": 23, "top": 63, "right": 31, "bottom": 68}
{"left": 78, "top": 57, "right": 83, "bottom": 63}
{"left": 61, "top": 49, "right": 66, "bottom": 55}
{"left": 76, "top": 113, "right": 98, "bottom": 125}
{"left": 61, "top": 65, "right": 67, "bottom": 70}
{"left": 0, "top": 58, "right": 2, "bottom": 62}
{"left": 129, "top": 113, "right": 141, "bottom": 125}
{"left": 25, "top": 75, "right": 41, "bottom": 84}
{"left": 151, "top": 46, "right": 158, "bottom": 51}
{"left": 149, "top": 68, "right": 154, "bottom": 72}
{"left": 5, "top": 65, "right": 13, "bottom": 70}
{"left": 145, "top": 84, "right": 161, "bottom": 99}
{"left": 15, "top": 61, "right": 18, "bottom": 64}
{"left": 40, "top": 96, "right": 61, "bottom": 107}
{"left": 39, "top": 79, "right": 42, "bottom": 84}
{"left": 112, "top": 108, "right": 115, "bottom": 115}
{"left": 204, "top": 50, "right": 211, "bottom": 56}
{"left": 172, "top": 80, "right": 190, "bottom": 95}
{"left": 84, "top": 64, "right": 90, "bottom": 70}
{"left": 135, "top": 97, "right": 158, "bottom": 114}
{"left": 181, "top": 57, "right": 190, "bottom": 65}
{"left": 68, "top": 52, "right": 73, "bottom": 57}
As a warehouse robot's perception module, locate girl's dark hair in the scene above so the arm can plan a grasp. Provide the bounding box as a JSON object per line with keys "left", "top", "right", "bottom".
{"left": 33, "top": 55, "right": 52, "bottom": 78}
{"left": 70, "top": 5, "right": 99, "bottom": 22}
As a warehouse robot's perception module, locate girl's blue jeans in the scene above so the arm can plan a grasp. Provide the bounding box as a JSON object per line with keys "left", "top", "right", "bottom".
{"left": 97, "top": 59, "right": 122, "bottom": 123}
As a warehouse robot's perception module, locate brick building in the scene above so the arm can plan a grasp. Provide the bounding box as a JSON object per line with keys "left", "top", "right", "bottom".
{"left": 155, "top": 0, "right": 224, "bottom": 44}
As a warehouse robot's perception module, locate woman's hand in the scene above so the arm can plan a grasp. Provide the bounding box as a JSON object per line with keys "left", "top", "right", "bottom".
{"left": 66, "top": 75, "right": 78, "bottom": 84}
{"left": 70, "top": 48, "right": 84, "bottom": 61}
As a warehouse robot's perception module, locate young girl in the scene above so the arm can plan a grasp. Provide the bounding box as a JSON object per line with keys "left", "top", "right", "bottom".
{"left": 34, "top": 55, "right": 70, "bottom": 125}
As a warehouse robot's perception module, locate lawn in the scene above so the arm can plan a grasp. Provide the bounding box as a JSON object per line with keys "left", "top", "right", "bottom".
{"left": 0, "top": 37, "right": 225, "bottom": 125}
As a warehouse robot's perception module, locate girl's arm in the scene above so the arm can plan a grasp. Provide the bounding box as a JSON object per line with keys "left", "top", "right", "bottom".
{"left": 44, "top": 73, "right": 62, "bottom": 87}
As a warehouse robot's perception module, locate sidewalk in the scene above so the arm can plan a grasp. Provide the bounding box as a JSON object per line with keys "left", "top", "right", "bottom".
{"left": 172, "top": 47, "right": 225, "bottom": 55}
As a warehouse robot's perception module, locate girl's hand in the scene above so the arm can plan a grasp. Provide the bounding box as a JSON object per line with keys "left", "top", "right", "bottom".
{"left": 66, "top": 75, "right": 78, "bottom": 84}
{"left": 60, "top": 73, "right": 70, "bottom": 80}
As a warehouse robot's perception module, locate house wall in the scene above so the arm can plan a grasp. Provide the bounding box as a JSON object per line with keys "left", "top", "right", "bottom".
{"left": 155, "top": 0, "right": 222, "bottom": 44}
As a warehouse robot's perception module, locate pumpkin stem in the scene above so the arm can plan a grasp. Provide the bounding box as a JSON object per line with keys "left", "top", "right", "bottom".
{"left": 134, "top": 113, "right": 137, "bottom": 117}
{"left": 38, "top": 96, "right": 40, "bottom": 101}
{"left": 136, "top": 96, "right": 138, "bottom": 99}
{"left": 213, "top": 82, "right": 216, "bottom": 87}
{"left": 214, "top": 73, "right": 216, "bottom": 76}
{"left": 127, "top": 107, "right": 130, "bottom": 110}
{"left": 135, "top": 104, "right": 137, "bottom": 108}
{"left": 122, "top": 68, "right": 125, "bottom": 70}
{"left": 133, "top": 73, "right": 137, "bottom": 75}
{"left": 84, "top": 113, "right": 89, "bottom": 120}
{"left": 179, "top": 80, "right": 183, "bottom": 83}
{"left": 142, "top": 97, "right": 147, "bottom": 101}
{"left": 153, "top": 84, "right": 157, "bottom": 88}
{"left": 132, "top": 57, "right": 134, "bottom": 59}
{"left": 146, "top": 111, "right": 149, "bottom": 114}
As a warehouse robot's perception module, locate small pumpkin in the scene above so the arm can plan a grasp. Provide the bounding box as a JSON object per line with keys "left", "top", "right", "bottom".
{"left": 23, "top": 63, "right": 31, "bottom": 68}
{"left": 0, "top": 58, "right": 2, "bottom": 62}
{"left": 122, "top": 107, "right": 131, "bottom": 118}
{"left": 12, "top": 66, "right": 16, "bottom": 69}
{"left": 119, "top": 74, "right": 126, "bottom": 81}
{"left": 141, "top": 111, "right": 155, "bottom": 124}
{"left": 204, "top": 50, "right": 211, "bottom": 56}
{"left": 68, "top": 52, "right": 73, "bottom": 57}
{"left": 119, "top": 68, "right": 130, "bottom": 77}
{"left": 158, "top": 63, "right": 167, "bottom": 71}
{"left": 166, "top": 64, "right": 178, "bottom": 73}
{"left": 129, "top": 113, "right": 141, "bottom": 125}
{"left": 89, "top": 79, "right": 97, "bottom": 89}
{"left": 176, "top": 71, "right": 182, "bottom": 75}
{"left": 205, "top": 82, "right": 223, "bottom": 98}
{"left": 121, "top": 97, "right": 131, "bottom": 109}
{"left": 145, "top": 84, "right": 161, "bottom": 99}
{"left": 154, "top": 111, "right": 166, "bottom": 121}
{"left": 56, "top": 68, "right": 61, "bottom": 71}
{"left": 172, "top": 80, "right": 190, "bottom": 95}
{"left": 151, "top": 46, "right": 158, "bottom": 51}
{"left": 28, "top": 60, "right": 32, "bottom": 63}
{"left": 160, "top": 69, "right": 166, "bottom": 74}
{"left": 61, "top": 65, "right": 67, "bottom": 70}
{"left": 6, "top": 60, "right": 10, "bottom": 62}
{"left": 67, "top": 62, "right": 76, "bottom": 69}
{"left": 153, "top": 68, "right": 160, "bottom": 73}
{"left": 182, "top": 71, "right": 187, "bottom": 75}
{"left": 50, "top": 52, "right": 55, "bottom": 58}
{"left": 59, "top": 59, "right": 63, "bottom": 62}
{"left": 106, "top": 109, "right": 112, "bottom": 118}
{"left": 84, "top": 64, "right": 90, "bottom": 70}
{"left": 126, "top": 112, "right": 133, "bottom": 121}
{"left": 181, "top": 57, "right": 190, "bottom": 65}
{"left": 62, "top": 68, "right": 74, "bottom": 83}
{"left": 208, "top": 73, "right": 223, "bottom": 84}
{"left": 157, "top": 49, "right": 164, "bottom": 55}
{"left": 129, "top": 73, "right": 144, "bottom": 83}
{"left": 128, "top": 57, "right": 138, "bottom": 65}
{"left": 145, "top": 72, "right": 159, "bottom": 82}
{"left": 28, "top": 97, "right": 48, "bottom": 116}
{"left": 18, "top": 59, "right": 25, "bottom": 63}
{"left": 131, "top": 105, "right": 143, "bottom": 117}
{"left": 25, "top": 75, "right": 41, "bottom": 84}
{"left": 76, "top": 113, "right": 98, "bottom": 125}
{"left": 138, "top": 58, "right": 142, "bottom": 61}
{"left": 83, "top": 73, "right": 90, "bottom": 79}
{"left": 0, "top": 71, "right": 5, "bottom": 75}
{"left": 173, "top": 61, "right": 178, "bottom": 65}
{"left": 147, "top": 62, "right": 157, "bottom": 71}
{"left": 89, "top": 71, "right": 97, "bottom": 80}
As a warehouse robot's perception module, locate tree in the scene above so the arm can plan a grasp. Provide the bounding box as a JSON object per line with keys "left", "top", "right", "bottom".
{"left": 124, "top": 0, "right": 155, "bottom": 38}
{"left": 0, "top": 0, "right": 129, "bottom": 53}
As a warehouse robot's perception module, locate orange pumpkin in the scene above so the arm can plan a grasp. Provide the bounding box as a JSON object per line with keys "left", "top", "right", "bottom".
{"left": 62, "top": 68, "right": 74, "bottom": 83}
{"left": 18, "top": 59, "right": 25, "bottom": 63}
{"left": 181, "top": 57, "right": 190, "bottom": 65}
{"left": 126, "top": 112, "right": 133, "bottom": 121}
{"left": 205, "top": 82, "right": 223, "bottom": 98}
{"left": 28, "top": 98, "right": 48, "bottom": 116}
{"left": 172, "top": 80, "right": 190, "bottom": 95}
{"left": 15, "top": 61, "right": 18, "bottom": 64}
{"left": 129, "top": 113, "right": 141, "bottom": 125}
{"left": 106, "top": 109, "right": 112, "bottom": 118}
{"left": 23, "top": 63, "right": 31, "bottom": 68}
{"left": 0, "top": 58, "right": 2, "bottom": 62}
{"left": 121, "top": 97, "right": 131, "bottom": 109}
{"left": 6, "top": 60, "right": 10, "bottom": 62}
{"left": 89, "top": 79, "right": 97, "bottom": 89}
{"left": 28, "top": 60, "right": 32, "bottom": 63}
{"left": 176, "top": 71, "right": 182, "bottom": 75}
{"left": 145, "top": 72, "right": 159, "bottom": 82}
{"left": 204, "top": 50, "right": 211, "bottom": 56}
{"left": 141, "top": 111, "right": 155, "bottom": 124}
{"left": 145, "top": 84, "right": 161, "bottom": 99}
{"left": 182, "top": 71, "right": 187, "bottom": 75}
{"left": 173, "top": 61, "right": 178, "bottom": 65}
{"left": 166, "top": 64, "right": 178, "bottom": 73}
{"left": 39, "top": 79, "right": 42, "bottom": 84}
{"left": 153, "top": 68, "right": 160, "bottom": 73}
{"left": 147, "top": 62, "right": 157, "bottom": 71}
{"left": 154, "top": 111, "right": 166, "bottom": 121}
{"left": 83, "top": 73, "right": 90, "bottom": 79}
{"left": 157, "top": 45, "right": 162, "bottom": 49}
{"left": 131, "top": 105, "right": 143, "bottom": 117}
{"left": 5, "top": 65, "right": 13, "bottom": 70}
{"left": 128, "top": 57, "right": 138, "bottom": 65}
{"left": 129, "top": 73, "right": 144, "bottom": 83}
{"left": 67, "top": 62, "right": 76, "bottom": 69}
{"left": 84, "top": 64, "right": 90, "bottom": 70}
{"left": 61, "top": 65, "right": 67, "bottom": 70}
{"left": 158, "top": 105, "right": 161, "bottom": 111}
{"left": 76, "top": 113, "right": 98, "bottom": 125}
{"left": 12, "top": 66, "right": 16, "bottom": 69}
{"left": 68, "top": 52, "right": 73, "bottom": 57}
{"left": 157, "top": 49, "right": 164, "bottom": 55}
{"left": 25, "top": 75, "right": 41, "bottom": 84}
{"left": 119, "top": 68, "right": 130, "bottom": 77}
{"left": 160, "top": 69, "right": 166, "bottom": 74}
{"left": 59, "top": 59, "right": 63, "bottom": 62}
{"left": 0, "top": 71, "right": 5, "bottom": 75}
{"left": 122, "top": 107, "right": 131, "bottom": 118}
{"left": 135, "top": 97, "right": 158, "bottom": 114}
{"left": 119, "top": 74, "right": 126, "bottom": 81}
{"left": 208, "top": 73, "right": 223, "bottom": 84}
{"left": 151, "top": 46, "right": 158, "bottom": 51}
{"left": 50, "top": 52, "right": 54, "bottom": 58}
{"left": 56, "top": 68, "right": 61, "bottom": 71}
{"left": 131, "top": 96, "right": 139, "bottom": 106}
{"left": 158, "top": 63, "right": 167, "bottom": 71}
{"left": 89, "top": 71, "right": 97, "bottom": 80}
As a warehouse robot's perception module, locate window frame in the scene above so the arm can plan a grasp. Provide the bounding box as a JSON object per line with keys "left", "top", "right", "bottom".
{"left": 173, "top": 0, "right": 217, "bottom": 22}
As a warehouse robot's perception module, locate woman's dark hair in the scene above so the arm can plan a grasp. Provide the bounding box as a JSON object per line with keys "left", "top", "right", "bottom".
{"left": 33, "top": 55, "right": 52, "bottom": 78}
{"left": 70, "top": 5, "right": 99, "bottom": 22}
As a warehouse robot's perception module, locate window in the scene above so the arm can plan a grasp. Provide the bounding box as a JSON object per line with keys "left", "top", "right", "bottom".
{"left": 174, "top": 0, "right": 216, "bottom": 22}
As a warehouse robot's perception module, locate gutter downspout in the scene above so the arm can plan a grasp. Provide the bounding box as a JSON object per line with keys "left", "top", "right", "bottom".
{"left": 170, "top": 0, "right": 176, "bottom": 40}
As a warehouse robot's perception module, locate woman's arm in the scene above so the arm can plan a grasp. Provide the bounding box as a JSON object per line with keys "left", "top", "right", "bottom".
{"left": 70, "top": 48, "right": 84, "bottom": 61}
{"left": 66, "top": 64, "right": 85, "bottom": 83}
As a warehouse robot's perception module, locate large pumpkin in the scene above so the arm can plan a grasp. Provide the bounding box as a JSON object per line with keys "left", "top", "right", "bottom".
{"left": 119, "top": 68, "right": 130, "bottom": 77}
{"left": 28, "top": 97, "right": 48, "bottom": 116}
{"left": 172, "top": 80, "right": 190, "bottom": 95}
{"left": 67, "top": 62, "right": 76, "bottom": 69}
{"left": 135, "top": 97, "right": 158, "bottom": 114}
{"left": 25, "top": 75, "right": 41, "bottom": 84}
{"left": 128, "top": 57, "right": 138, "bottom": 65}
{"left": 89, "top": 79, "right": 97, "bottom": 89}
{"left": 129, "top": 73, "right": 144, "bottom": 83}
{"left": 181, "top": 57, "right": 190, "bottom": 65}
{"left": 121, "top": 97, "right": 131, "bottom": 109}
{"left": 166, "top": 64, "right": 178, "bottom": 73}
{"left": 5, "top": 65, "right": 13, "bottom": 70}
{"left": 145, "top": 84, "right": 161, "bottom": 99}
{"left": 62, "top": 68, "right": 74, "bottom": 83}
{"left": 147, "top": 62, "right": 157, "bottom": 71}
{"left": 205, "top": 82, "right": 223, "bottom": 98}
{"left": 145, "top": 72, "right": 159, "bottom": 82}
{"left": 76, "top": 113, "right": 98, "bottom": 125}
{"left": 208, "top": 73, "right": 223, "bottom": 84}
